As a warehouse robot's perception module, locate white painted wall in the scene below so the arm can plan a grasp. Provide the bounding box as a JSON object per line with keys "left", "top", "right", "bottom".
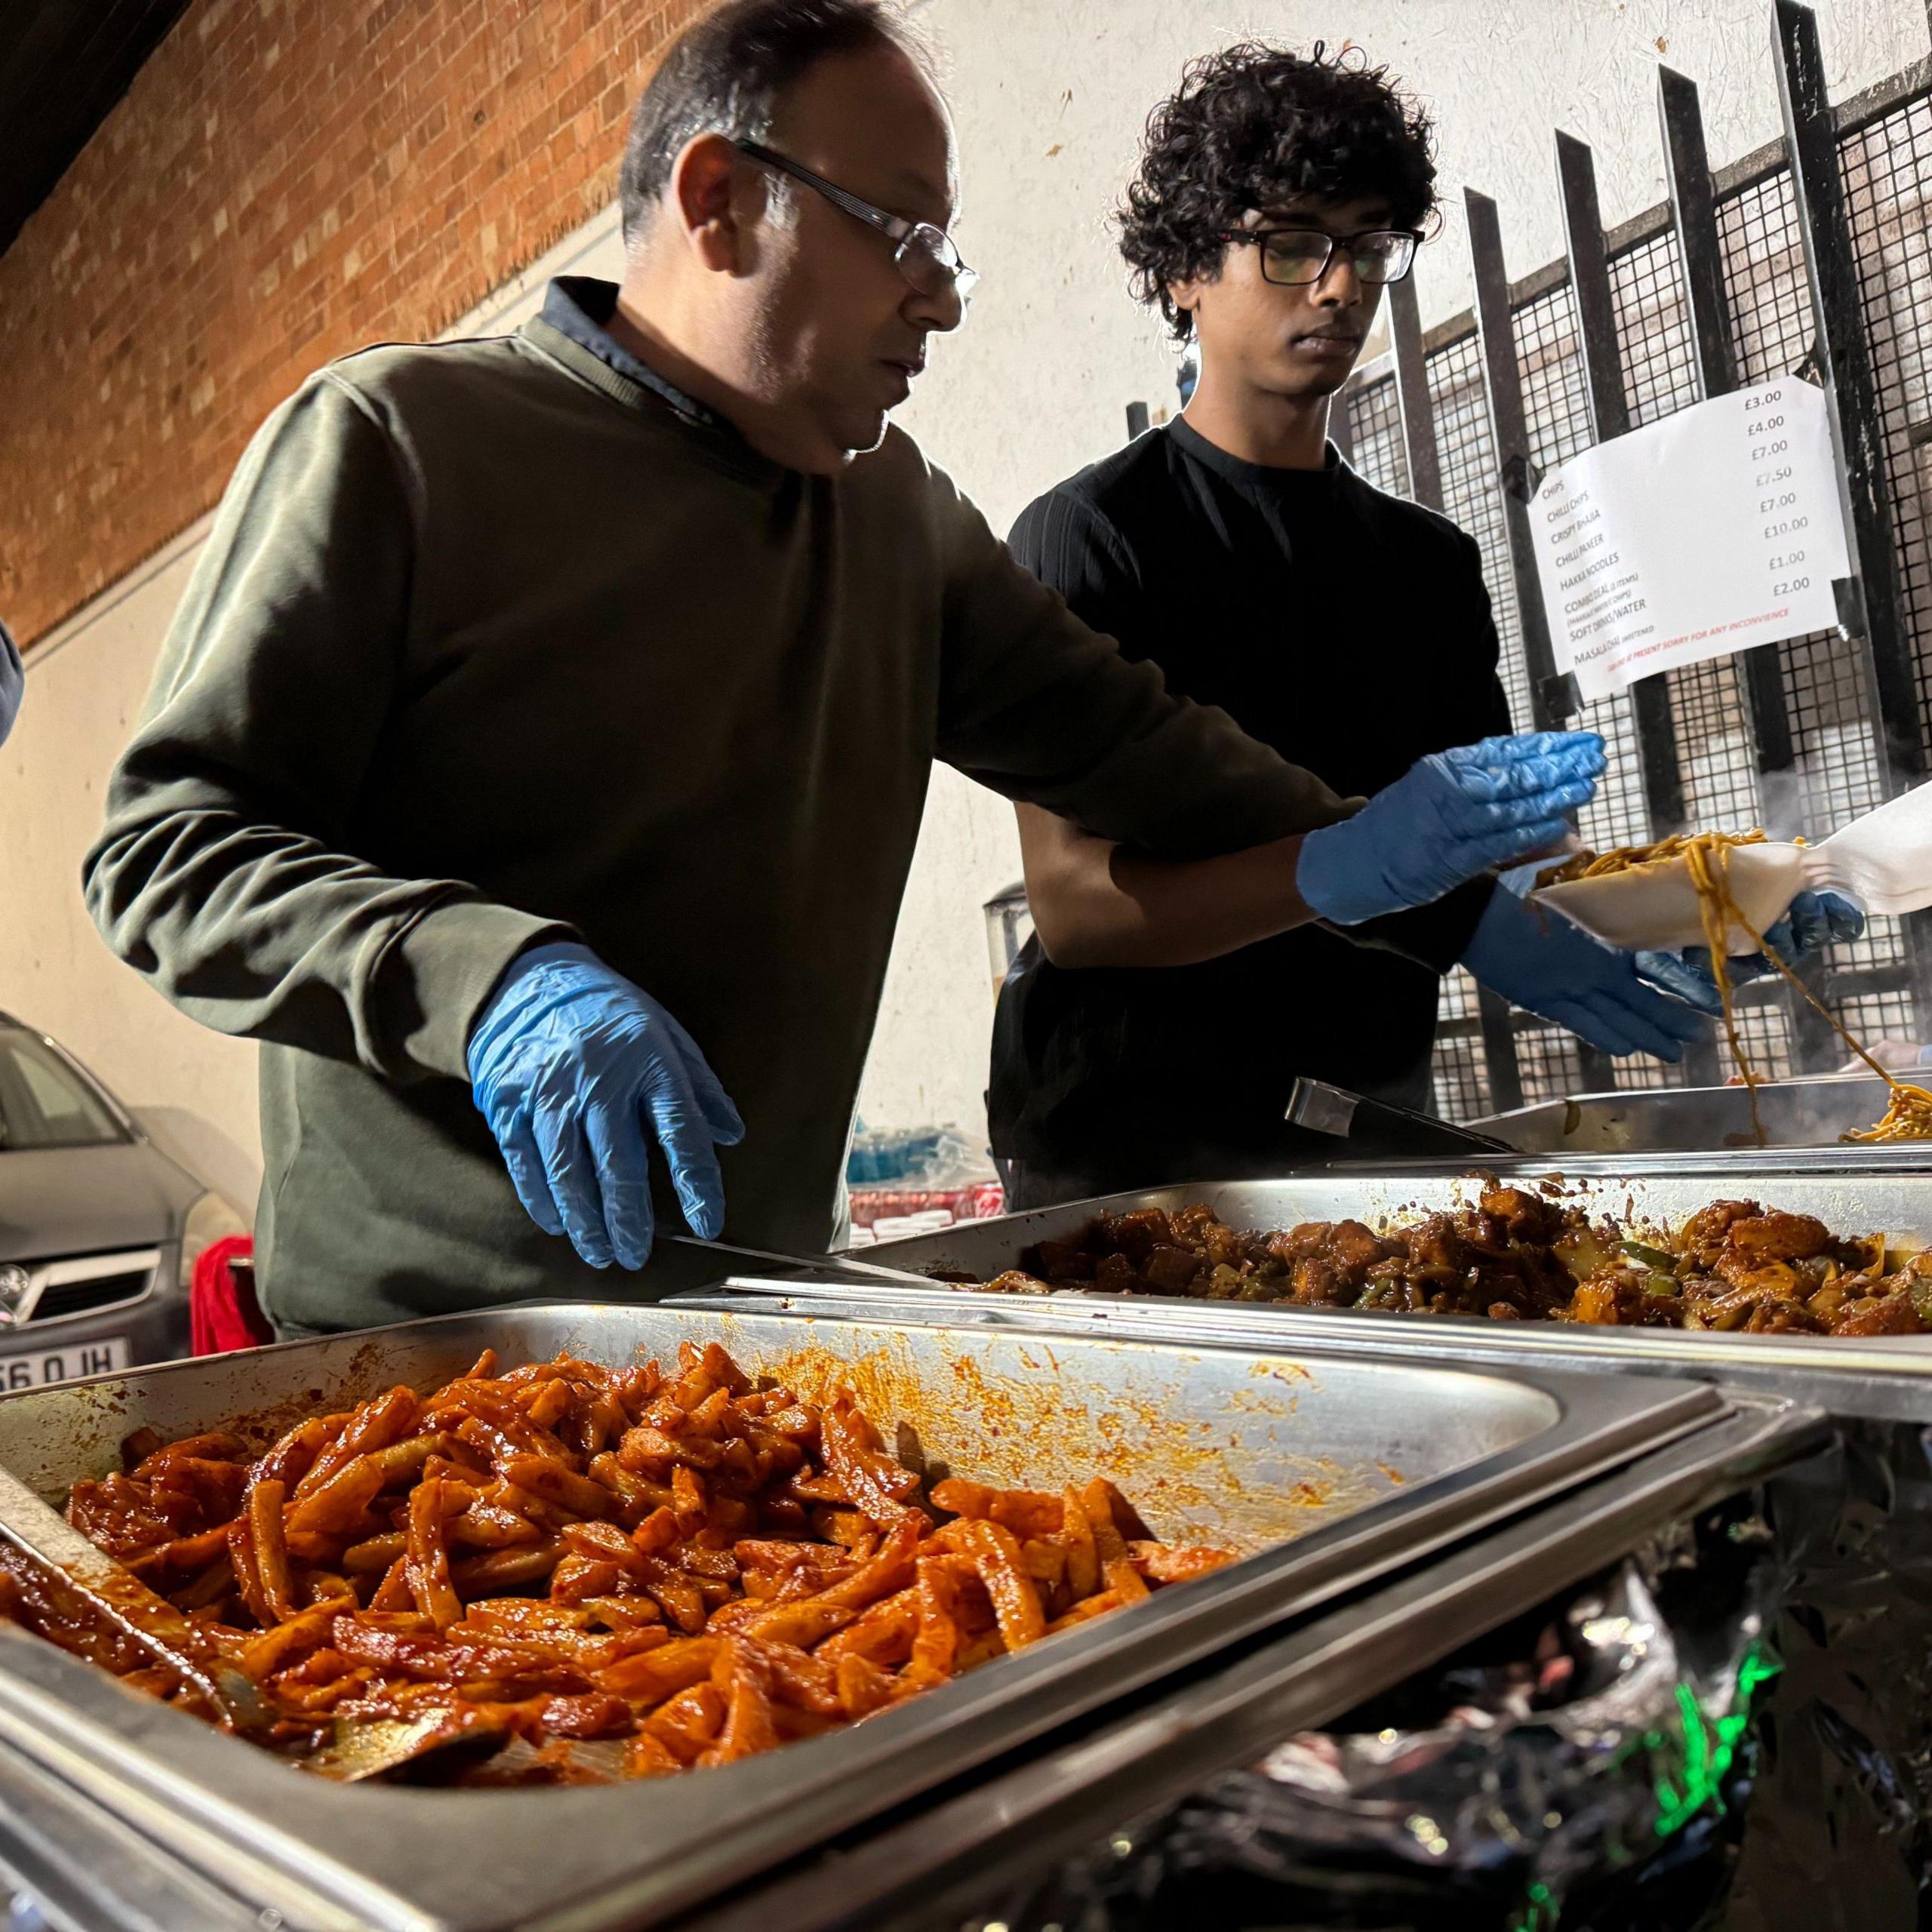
{"left": 860, "top": 0, "right": 1931, "bottom": 1147}
{"left": 6, "top": 0, "right": 1927, "bottom": 1189}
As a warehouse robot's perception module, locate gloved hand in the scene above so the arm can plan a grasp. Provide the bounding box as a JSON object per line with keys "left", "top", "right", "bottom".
{"left": 1297, "top": 731, "right": 1605, "bottom": 926}
{"left": 1655, "top": 888, "right": 1865, "bottom": 998}
{"left": 1460, "top": 882, "right": 1710, "bottom": 1060}
{"left": 466, "top": 941, "right": 744, "bottom": 1270}
{"left": 0, "top": 622, "right": 21, "bottom": 752}
{"left": 1626, "top": 887, "right": 1864, "bottom": 1011}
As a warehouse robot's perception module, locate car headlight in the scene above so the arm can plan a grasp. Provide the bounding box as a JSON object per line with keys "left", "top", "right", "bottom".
{"left": 179, "top": 1191, "right": 251, "bottom": 1292}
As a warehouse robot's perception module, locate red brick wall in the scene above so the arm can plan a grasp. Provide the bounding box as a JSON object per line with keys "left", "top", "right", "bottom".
{"left": 0, "top": 0, "right": 709, "bottom": 646}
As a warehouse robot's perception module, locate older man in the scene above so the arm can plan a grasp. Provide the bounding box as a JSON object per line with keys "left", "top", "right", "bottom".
{"left": 85, "top": 0, "right": 1600, "bottom": 1334}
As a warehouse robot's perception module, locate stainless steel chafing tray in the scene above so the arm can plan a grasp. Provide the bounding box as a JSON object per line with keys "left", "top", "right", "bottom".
{"left": 763, "top": 1172, "right": 1932, "bottom": 1423}
{"left": 684, "top": 1394, "right": 1820, "bottom": 1932}
{"left": 1472, "top": 1073, "right": 1905, "bottom": 1155}
{"left": 0, "top": 1301, "right": 1720, "bottom": 1932}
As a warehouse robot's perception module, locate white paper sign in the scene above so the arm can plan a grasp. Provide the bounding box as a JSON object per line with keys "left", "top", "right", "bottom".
{"left": 1532, "top": 380, "right": 1850, "bottom": 704}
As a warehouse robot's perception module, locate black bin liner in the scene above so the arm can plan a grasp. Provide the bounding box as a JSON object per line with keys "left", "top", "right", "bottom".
{"left": 977, "top": 1426, "right": 1932, "bottom": 1932}
{"left": 977, "top": 1495, "right": 1781, "bottom": 1932}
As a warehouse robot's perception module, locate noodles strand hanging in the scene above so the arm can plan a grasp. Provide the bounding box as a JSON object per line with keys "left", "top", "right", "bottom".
{"left": 1546, "top": 831, "right": 1932, "bottom": 1144}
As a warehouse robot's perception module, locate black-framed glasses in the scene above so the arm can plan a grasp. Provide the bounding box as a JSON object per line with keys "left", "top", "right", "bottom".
{"left": 736, "top": 140, "right": 978, "bottom": 306}
{"left": 1226, "top": 226, "right": 1420, "bottom": 288}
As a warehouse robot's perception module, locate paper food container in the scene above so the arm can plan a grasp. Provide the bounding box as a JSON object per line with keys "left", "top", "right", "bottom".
{"left": 1532, "top": 841, "right": 1806, "bottom": 951}
{"left": 1531, "top": 780, "right": 1932, "bottom": 952}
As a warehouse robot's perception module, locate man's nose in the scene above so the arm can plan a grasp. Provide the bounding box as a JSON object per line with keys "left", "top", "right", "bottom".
{"left": 1312, "top": 254, "right": 1362, "bottom": 308}
{"left": 905, "top": 277, "right": 966, "bottom": 334}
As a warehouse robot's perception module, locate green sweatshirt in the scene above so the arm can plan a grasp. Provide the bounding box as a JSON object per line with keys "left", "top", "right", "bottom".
{"left": 84, "top": 278, "right": 1354, "bottom": 1334}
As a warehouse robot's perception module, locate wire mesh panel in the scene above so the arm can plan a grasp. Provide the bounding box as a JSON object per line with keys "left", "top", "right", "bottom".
{"left": 1429, "top": 1029, "right": 1494, "bottom": 1121}
{"left": 1841, "top": 94, "right": 1932, "bottom": 749}
{"left": 1718, "top": 157, "right": 1906, "bottom": 1004}
{"left": 1512, "top": 1021, "right": 1589, "bottom": 1107}
{"left": 1405, "top": 81, "right": 1932, "bottom": 1121}
{"left": 1512, "top": 280, "right": 1657, "bottom": 857}
{"left": 1837, "top": 987, "right": 1920, "bottom": 1065}
{"left": 1514, "top": 283, "right": 1594, "bottom": 464}
{"left": 1342, "top": 371, "right": 1410, "bottom": 498}
{"left": 1428, "top": 331, "right": 1536, "bottom": 733}
{"left": 1611, "top": 229, "right": 1703, "bottom": 429}
{"left": 1715, "top": 987, "right": 1796, "bottom": 1084}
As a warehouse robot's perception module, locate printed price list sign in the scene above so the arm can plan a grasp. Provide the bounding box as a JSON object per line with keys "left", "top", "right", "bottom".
{"left": 1532, "top": 378, "right": 1850, "bottom": 704}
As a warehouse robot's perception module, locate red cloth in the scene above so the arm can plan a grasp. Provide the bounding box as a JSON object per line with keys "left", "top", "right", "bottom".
{"left": 848, "top": 1183, "right": 1005, "bottom": 1229}
{"left": 189, "top": 1234, "right": 271, "bottom": 1355}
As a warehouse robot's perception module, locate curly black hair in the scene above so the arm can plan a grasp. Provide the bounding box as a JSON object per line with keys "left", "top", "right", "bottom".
{"left": 1120, "top": 42, "right": 1436, "bottom": 343}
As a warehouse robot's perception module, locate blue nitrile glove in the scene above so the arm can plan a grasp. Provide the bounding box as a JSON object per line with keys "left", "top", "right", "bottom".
{"left": 0, "top": 622, "right": 20, "bottom": 751}
{"left": 1462, "top": 882, "right": 1710, "bottom": 1060}
{"left": 1698, "top": 888, "right": 1862, "bottom": 985}
{"left": 466, "top": 941, "right": 744, "bottom": 1270}
{"left": 1297, "top": 731, "right": 1606, "bottom": 926}
{"left": 1636, "top": 888, "right": 1865, "bottom": 1011}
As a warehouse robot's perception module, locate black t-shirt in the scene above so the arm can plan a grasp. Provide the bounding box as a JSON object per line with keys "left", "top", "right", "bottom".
{"left": 989, "top": 417, "right": 1511, "bottom": 1201}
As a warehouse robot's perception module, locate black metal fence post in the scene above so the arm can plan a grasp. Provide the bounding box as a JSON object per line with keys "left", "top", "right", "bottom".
{"left": 1659, "top": 66, "right": 1800, "bottom": 779}
{"left": 1389, "top": 275, "right": 1444, "bottom": 510}
{"left": 1467, "top": 189, "right": 1572, "bottom": 734}
{"left": 1774, "top": 0, "right": 1932, "bottom": 1027}
{"left": 1555, "top": 128, "right": 1722, "bottom": 1088}
{"left": 1389, "top": 270, "right": 1525, "bottom": 1113}
{"left": 1657, "top": 63, "right": 1837, "bottom": 1070}
{"left": 1555, "top": 130, "right": 1690, "bottom": 840}
{"left": 1467, "top": 187, "right": 1618, "bottom": 1096}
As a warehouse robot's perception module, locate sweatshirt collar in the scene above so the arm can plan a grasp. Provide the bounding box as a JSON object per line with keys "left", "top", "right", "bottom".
{"left": 528, "top": 276, "right": 728, "bottom": 430}
{"left": 523, "top": 278, "right": 790, "bottom": 489}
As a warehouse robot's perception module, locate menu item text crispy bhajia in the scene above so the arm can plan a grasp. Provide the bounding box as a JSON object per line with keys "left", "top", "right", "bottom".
{"left": 1006, "top": 1189, "right": 1932, "bottom": 1338}
{"left": 0, "top": 1343, "right": 1232, "bottom": 1783}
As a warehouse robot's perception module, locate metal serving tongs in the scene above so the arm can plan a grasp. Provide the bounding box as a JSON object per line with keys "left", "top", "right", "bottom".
{"left": 669, "top": 1233, "right": 943, "bottom": 1289}
{"left": 0, "top": 1463, "right": 272, "bottom": 1736}
{"left": 0, "top": 1466, "right": 513, "bottom": 1782}
{"left": 1286, "top": 1077, "right": 1515, "bottom": 1158}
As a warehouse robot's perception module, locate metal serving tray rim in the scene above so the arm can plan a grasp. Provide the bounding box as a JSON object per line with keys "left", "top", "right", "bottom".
{"left": 0, "top": 1300, "right": 1723, "bottom": 1932}
{"left": 685, "top": 1395, "right": 1821, "bottom": 1932}
{"left": 841, "top": 1171, "right": 1932, "bottom": 1361}
{"left": 709, "top": 1273, "right": 1932, "bottom": 1364}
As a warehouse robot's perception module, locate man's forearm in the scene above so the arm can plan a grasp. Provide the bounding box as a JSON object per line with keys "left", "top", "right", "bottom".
{"left": 1031, "top": 828, "right": 1313, "bottom": 970}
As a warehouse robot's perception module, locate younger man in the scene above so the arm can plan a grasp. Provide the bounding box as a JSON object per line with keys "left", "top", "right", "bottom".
{"left": 990, "top": 43, "right": 1852, "bottom": 1205}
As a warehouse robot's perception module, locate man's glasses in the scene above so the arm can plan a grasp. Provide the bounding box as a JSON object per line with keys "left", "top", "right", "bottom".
{"left": 1225, "top": 227, "right": 1420, "bottom": 288}
{"left": 736, "top": 140, "right": 978, "bottom": 307}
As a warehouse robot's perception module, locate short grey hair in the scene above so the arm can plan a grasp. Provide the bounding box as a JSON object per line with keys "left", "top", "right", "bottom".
{"left": 619, "top": 0, "right": 926, "bottom": 245}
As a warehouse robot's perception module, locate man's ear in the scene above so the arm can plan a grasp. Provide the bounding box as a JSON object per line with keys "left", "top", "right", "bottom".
{"left": 1168, "top": 275, "right": 1204, "bottom": 325}
{"left": 669, "top": 132, "right": 751, "bottom": 272}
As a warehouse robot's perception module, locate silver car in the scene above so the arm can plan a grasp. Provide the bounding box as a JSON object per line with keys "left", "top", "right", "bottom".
{"left": 0, "top": 1013, "right": 249, "bottom": 1387}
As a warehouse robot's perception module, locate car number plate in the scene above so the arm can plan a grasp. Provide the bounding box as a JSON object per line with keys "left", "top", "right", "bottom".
{"left": 0, "top": 1336, "right": 132, "bottom": 1391}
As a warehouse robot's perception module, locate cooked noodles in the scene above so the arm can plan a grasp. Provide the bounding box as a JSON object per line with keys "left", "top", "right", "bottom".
{"left": 1547, "top": 829, "right": 1932, "bottom": 1144}
{"left": 1842, "top": 1081, "right": 1932, "bottom": 1143}
{"left": 1535, "top": 830, "right": 1769, "bottom": 888}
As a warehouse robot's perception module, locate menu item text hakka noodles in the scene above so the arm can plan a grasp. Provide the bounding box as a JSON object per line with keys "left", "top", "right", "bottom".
{"left": 1538, "top": 829, "right": 1932, "bottom": 1143}
{"left": 0, "top": 1343, "right": 1232, "bottom": 1783}
{"left": 999, "top": 1189, "right": 1932, "bottom": 1337}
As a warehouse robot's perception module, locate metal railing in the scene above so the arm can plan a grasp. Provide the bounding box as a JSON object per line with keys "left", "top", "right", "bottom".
{"left": 1338, "top": 4, "right": 1932, "bottom": 1121}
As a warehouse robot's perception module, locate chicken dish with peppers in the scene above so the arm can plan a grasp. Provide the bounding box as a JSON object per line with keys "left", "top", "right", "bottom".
{"left": 1001, "top": 1189, "right": 1932, "bottom": 1338}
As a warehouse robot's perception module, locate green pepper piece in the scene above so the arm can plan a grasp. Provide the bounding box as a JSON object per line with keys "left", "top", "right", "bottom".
{"left": 1620, "top": 1240, "right": 1679, "bottom": 1272}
